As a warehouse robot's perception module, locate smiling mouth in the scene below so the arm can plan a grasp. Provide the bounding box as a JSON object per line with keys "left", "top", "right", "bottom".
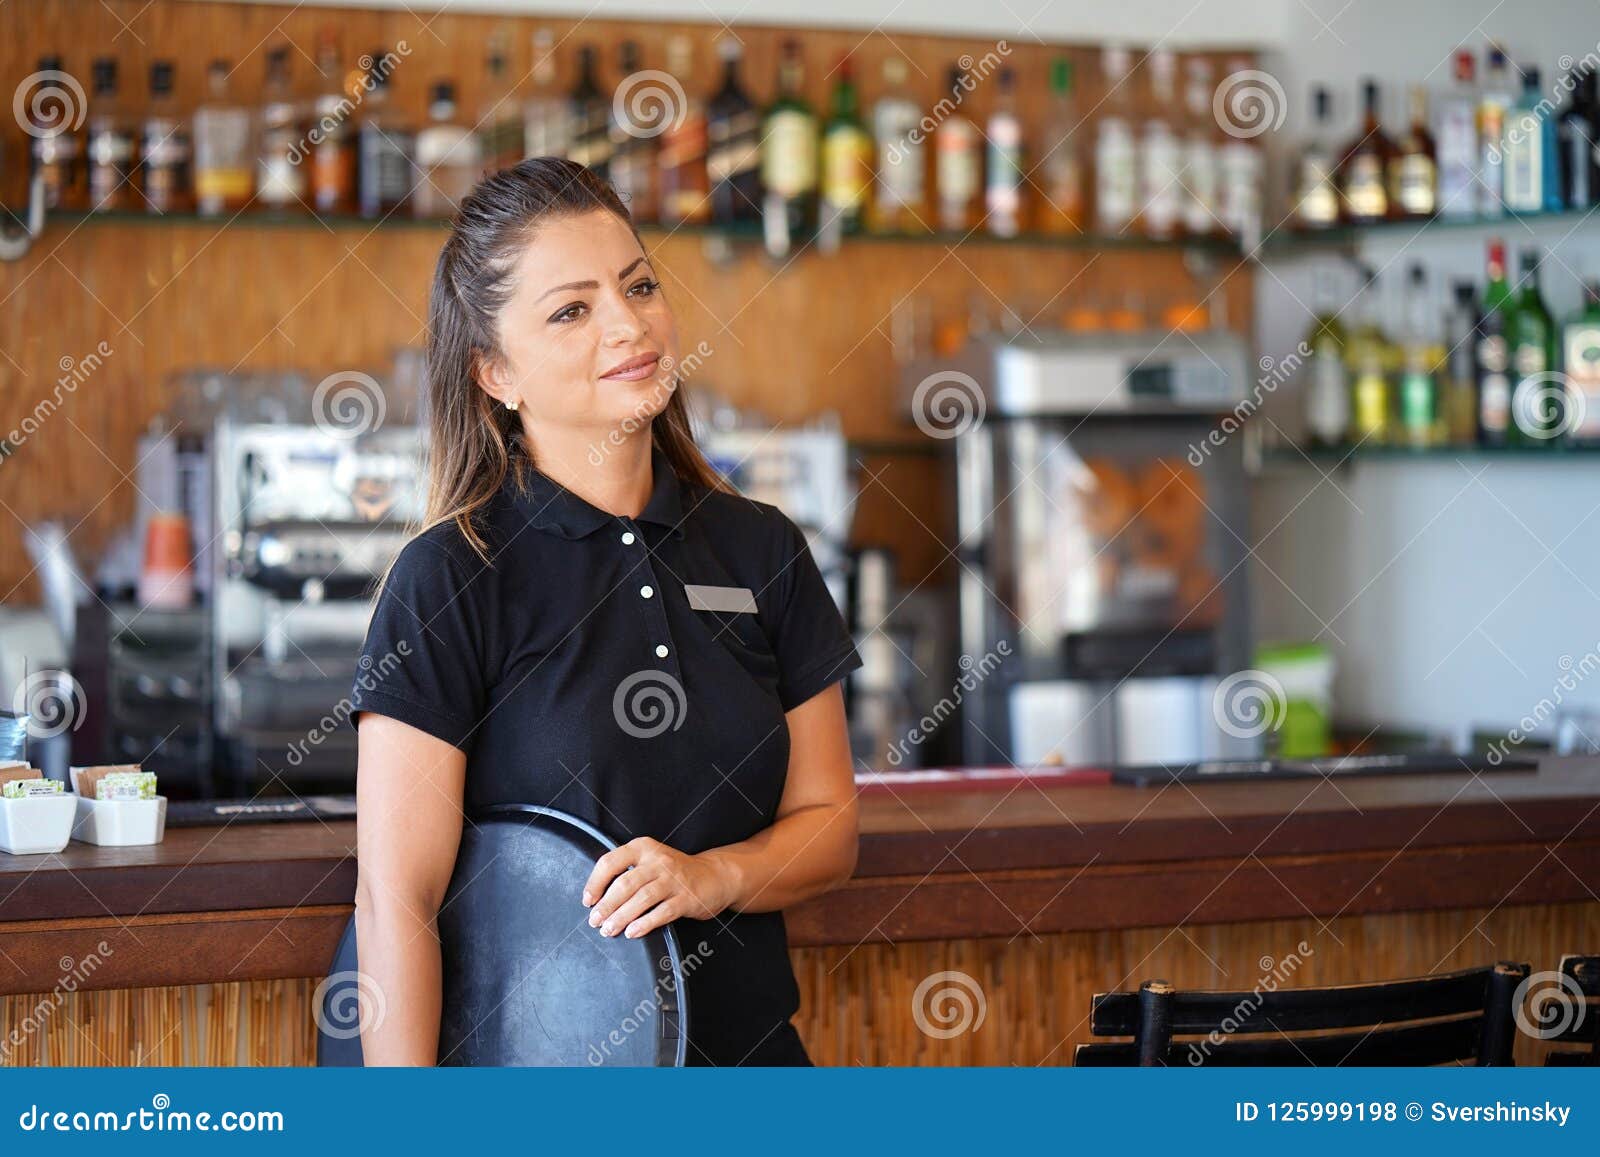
{"left": 600, "top": 353, "right": 661, "bottom": 381}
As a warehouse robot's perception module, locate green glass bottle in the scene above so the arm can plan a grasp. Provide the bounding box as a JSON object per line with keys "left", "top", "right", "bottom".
{"left": 760, "top": 38, "right": 818, "bottom": 253}
{"left": 1346, "top": 268, "right": 1394, "bottom": 446}
{"left": 1507, "top": 248, "right": 1560, "bottom": 444}
{"left": 1397, "top": 262, "right": 1443, "bottom": 448}
{"left": 1564, "top": 280, "right": 1600, "bottom": 445}
{"left": 1476, "top": 240, "right": 1514, "bottom": 445}
{"left": 820, "top": 54, "right": 872, "bottom": 236}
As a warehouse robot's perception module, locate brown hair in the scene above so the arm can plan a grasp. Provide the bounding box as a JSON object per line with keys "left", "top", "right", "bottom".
{"left": 414, "top": 156, "right": 729, "bottom": 567}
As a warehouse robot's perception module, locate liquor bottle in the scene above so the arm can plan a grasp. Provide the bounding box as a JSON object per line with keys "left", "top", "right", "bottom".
{"left": 1137, "top": 50, "right": 1182, "bottom": 240}
{"left": 1036, "top": 57, "right": 1085, "bottom": 235}
{"left": 479, "top": 30, "right": 524, "bottom": 175}
{"left": 1338, "top": 80, "right": 1395, "bottom": 223}
{"left": 1557, "top": 66, "right": 1598, "bottom": 212}
{"left": 193, "top": 59, "right": 253, "bottom": 216}
{"left": 1292, "top": 85, "right": 1339, "bottom": 229}
{"left": 657, "top": 35, "right": 710, "bottom": 226}
{"left": 1302, "top": 266, "right": 1350, "bottom": 447}
{"left": 567, "top": 45, "right": 612, "bottom": 179}
{"left": 1346, "top": 269, "right": 1394, "bottom": 445}
{"left": 29, "top": 56, "right": 84, "bottom": 211}
{"left": 523, "top": 28, "right": 571, "bottom": 161}
{"left": 1475, "top": 239, "right": 1514, "bottom": 445}
{"left": 141, "top": 61, "right": 192, "bottom": 215}
{"left": 1506, "top": 248, "right": 1559, "bottom": 443}
{"left": 871, "top": 56, "right": 926, "bottom": 233}
{"left": 934, "top": 64, "right": 983, "bottom": 232}
{"left": 1094, "top": 46, "right": 1138, "bottom": 235}
{"left": 1389, "top": 86, "right": 1437, "bottom": 218}
{"left": 1216, "top": 58, "right": 1264, "bottom": 248}
{"left": 1397, "top": 263, "right": 1443, "bottom": 447}
{"left": 1477, "top": 44, "right": 1514, "bottom": 218}
{"left": 309, "top": 31, "right": 356, "bottom": 214}
{"left": 760, "top": 38, "right": 818, "bottom": 251}
{"left": 706, "top": 36, "right": 761, "bottom": 225}
{"left": 356, "top": 49, "right": 414, "bottom": 219}
{"left": 1180, "top": 57, "right": 1218, "bottom": 236}
{"left": 819, "top": 55, "right": 873, "bottom": 238}
{"left": 413, "top": 82, "right": 480, "bottom": 218}
{"left": 1503, "top": 66, "right": 1563, "bottom": 214}
{"left": 256, "top": 46, "right": 305, "bottom": 212}
{"left": 1564, "top": 280, "right": 1600, "bottom": 444}
{"left": 1444, "top": 281, "right": 1482, "bottom": 444}
{"left": 1436, "top": 50, "right": 1479, "bottom": 220}
{"left": 984, "top": 65, "right": 1025, "bottom": 237}
{"left": 86, "top": 58, "right": 135, "bottom": 212}
{"left": 609, "top": 40, "right": 659, "bottom": 223}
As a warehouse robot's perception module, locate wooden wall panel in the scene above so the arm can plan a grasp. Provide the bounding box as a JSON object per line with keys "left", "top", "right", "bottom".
{"left": 0, "top": 0, "right": 1255, "bottom": 604}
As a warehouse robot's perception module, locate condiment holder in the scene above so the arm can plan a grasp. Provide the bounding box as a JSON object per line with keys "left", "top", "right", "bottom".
{"left": 0, "top": 793, "right": 77, "bottom": 855}
{"left": 71, "top": 795, "right": 168, "bottom": 847}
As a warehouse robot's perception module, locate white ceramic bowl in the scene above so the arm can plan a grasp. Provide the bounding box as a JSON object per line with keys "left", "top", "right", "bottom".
{"left": 71, "top": 795, "right": 168, "bottom": 847}
{"left": 0, "top": 793, "right": 78, "bottom": 855}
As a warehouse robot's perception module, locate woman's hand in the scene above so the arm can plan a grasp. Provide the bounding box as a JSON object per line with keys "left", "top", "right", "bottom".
{"left": 582, "top": 837, "right": 740, "bottom": 939}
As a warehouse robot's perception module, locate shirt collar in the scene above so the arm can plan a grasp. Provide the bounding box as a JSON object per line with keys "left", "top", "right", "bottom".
{"left": 513, "top": 442, "right": 686, "bottom": 541}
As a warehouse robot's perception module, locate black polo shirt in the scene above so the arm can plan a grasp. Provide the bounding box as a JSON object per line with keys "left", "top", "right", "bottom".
{"left": 348, "top": 442, "right": 862, "bottom": 1066}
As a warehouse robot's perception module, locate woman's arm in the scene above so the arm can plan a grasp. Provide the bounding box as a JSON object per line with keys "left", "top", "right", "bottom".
{"left": 582, "top": 682, "right": 857, "bottom": 938}
{"left": 353, "top": 712, "right": 468, "bottom": 1065}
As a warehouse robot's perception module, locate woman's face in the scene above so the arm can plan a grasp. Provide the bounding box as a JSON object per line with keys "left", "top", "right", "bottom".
{"left": 482, "top": 208, "right": 681, "bottom": 440}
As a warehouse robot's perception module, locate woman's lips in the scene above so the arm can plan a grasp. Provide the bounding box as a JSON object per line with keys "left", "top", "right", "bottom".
{"left": 600, "top": 353, "right": 661, "bottom": 382}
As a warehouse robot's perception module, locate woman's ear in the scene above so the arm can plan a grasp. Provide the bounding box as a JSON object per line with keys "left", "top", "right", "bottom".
{"left": 472, "top": 351, "right": 518, "bottom": 408}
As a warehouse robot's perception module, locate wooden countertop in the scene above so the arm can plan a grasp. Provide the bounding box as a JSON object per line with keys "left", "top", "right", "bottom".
{"left": 2, "top": 757, "right": 1598, "bottom": 995}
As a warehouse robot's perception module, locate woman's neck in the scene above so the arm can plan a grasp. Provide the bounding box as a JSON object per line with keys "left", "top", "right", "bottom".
{"left": 520, "top": 426, "right": 654, "bottom": 519}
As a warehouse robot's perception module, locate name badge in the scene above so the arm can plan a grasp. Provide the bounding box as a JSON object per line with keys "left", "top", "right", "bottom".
{"left": 685, "top": 584, "right": 758, "bottom": 614}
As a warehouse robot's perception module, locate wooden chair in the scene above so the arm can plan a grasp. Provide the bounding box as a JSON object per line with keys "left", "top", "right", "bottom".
{"left": 1075, "top": 961, "right": 1528, "bottom": 1066}
{"left": 1541, "top": 955, "right": 1599, "bottom": 1066}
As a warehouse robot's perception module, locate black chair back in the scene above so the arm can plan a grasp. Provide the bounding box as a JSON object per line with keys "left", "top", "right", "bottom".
{"left": 1076, "top": 961, "right": 1529, "bottom": 1066}
{"left": 1541, "top": 954, "right": 1599, "bottom": 1066}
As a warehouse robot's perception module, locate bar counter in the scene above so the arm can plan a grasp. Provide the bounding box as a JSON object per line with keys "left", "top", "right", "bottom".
{"left": 3, "top": 758, "right": 1598, "bottom": 1065}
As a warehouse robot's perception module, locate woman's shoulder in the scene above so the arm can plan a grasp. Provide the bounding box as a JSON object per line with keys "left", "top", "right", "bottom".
{"left": 682, "top": 480, "right": 807, "bottom": 564}
{"left": 389, "top": 516, "right": 500, "bottom": 589}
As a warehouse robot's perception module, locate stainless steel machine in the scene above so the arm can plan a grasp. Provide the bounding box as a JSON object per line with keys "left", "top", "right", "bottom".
{"left": 901, "top": 329, "right": 1259, "bottom": 769}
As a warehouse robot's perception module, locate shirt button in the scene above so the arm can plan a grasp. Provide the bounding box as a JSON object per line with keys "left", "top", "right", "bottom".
{"left": 640, "top": 584, "right": 654, "bottom": 599}
{"left": 655, "top": 644, "right": 669, "bottom": 658}
{"left": 621, "top": 531, "right": 635, "bottom": 545}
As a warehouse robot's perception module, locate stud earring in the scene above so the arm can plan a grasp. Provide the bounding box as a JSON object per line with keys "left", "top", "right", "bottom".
{"left": 505, "top": 396, "right": 520, "bottom": 412}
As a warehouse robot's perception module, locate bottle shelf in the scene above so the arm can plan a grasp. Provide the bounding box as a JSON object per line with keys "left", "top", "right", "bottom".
{"left": 1263, "top": 205, "right": 1600, "bottom": 252}
{"left": 1260, "top": 440, "right": 1600, "bottom": 466}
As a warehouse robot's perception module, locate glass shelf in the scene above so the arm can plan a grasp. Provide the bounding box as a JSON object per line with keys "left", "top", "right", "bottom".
{"left": 40, "top": 208, "right": 1247, "bottom": 255}
{"left": 1261, "top": 206, "right": 1600, "bottom": 253}
{"left": 1260, "top": 441, "right": 1600, "bottom": 466}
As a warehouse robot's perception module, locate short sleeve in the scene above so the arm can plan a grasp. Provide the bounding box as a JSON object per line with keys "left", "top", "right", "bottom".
{"left": 348, "top": 538, "right": 489, "bottom": 752}
{"left": 769, "top": 513, "right": 863, "bottom": 712}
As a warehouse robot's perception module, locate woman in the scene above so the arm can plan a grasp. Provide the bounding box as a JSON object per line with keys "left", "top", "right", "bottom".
{"left": 348, "top": 158, "right": 862, "bottom": 1067}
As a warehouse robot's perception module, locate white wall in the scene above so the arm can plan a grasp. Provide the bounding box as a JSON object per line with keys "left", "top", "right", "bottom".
{"left": 1251, "top": 0, "right": 1600, "bottom": 744}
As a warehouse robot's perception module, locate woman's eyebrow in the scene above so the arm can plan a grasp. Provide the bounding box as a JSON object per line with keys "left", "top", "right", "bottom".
{"left": 536, "top": 259, "right": 650, "bottom": 303}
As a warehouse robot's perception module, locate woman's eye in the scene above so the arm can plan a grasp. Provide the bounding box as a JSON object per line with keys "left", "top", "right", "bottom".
{"left": 549, "top": 302, "right": 587, "bottom": 324}
{"left": 628, "top": 278, "right": 661, "bottom": 298}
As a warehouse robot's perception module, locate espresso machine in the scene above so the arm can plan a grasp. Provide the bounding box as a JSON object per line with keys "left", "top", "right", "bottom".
{"left": 901, "top": 329, "right": 1258, "bottom": 769}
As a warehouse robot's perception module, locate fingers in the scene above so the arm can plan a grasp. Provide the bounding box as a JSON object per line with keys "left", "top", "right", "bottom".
{"left": 616, "top": 897, "right": 679, "bottom": 940}
{"left": 581, "top": 839, "right": 648, "bottom": 906}
{"left": 593, "top": 878, "right": 672, "bottom": 937}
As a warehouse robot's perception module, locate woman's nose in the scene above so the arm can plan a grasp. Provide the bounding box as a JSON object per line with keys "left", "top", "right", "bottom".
{"left": 599, "top": 296, "right": 649, "bottom": 344}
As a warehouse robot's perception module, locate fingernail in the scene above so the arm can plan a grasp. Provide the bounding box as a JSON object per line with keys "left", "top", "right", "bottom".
{"left": 582, "top": 892, "right": 592, "bottom": 906}
{"left": 588, "top": 911, "right": 600, "bottom": 927}
{"left": 601, "top": 922, "right": 616, "bottom": 936}
{"left": 624, "top": 925, "right": 639, "bottom": 939}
